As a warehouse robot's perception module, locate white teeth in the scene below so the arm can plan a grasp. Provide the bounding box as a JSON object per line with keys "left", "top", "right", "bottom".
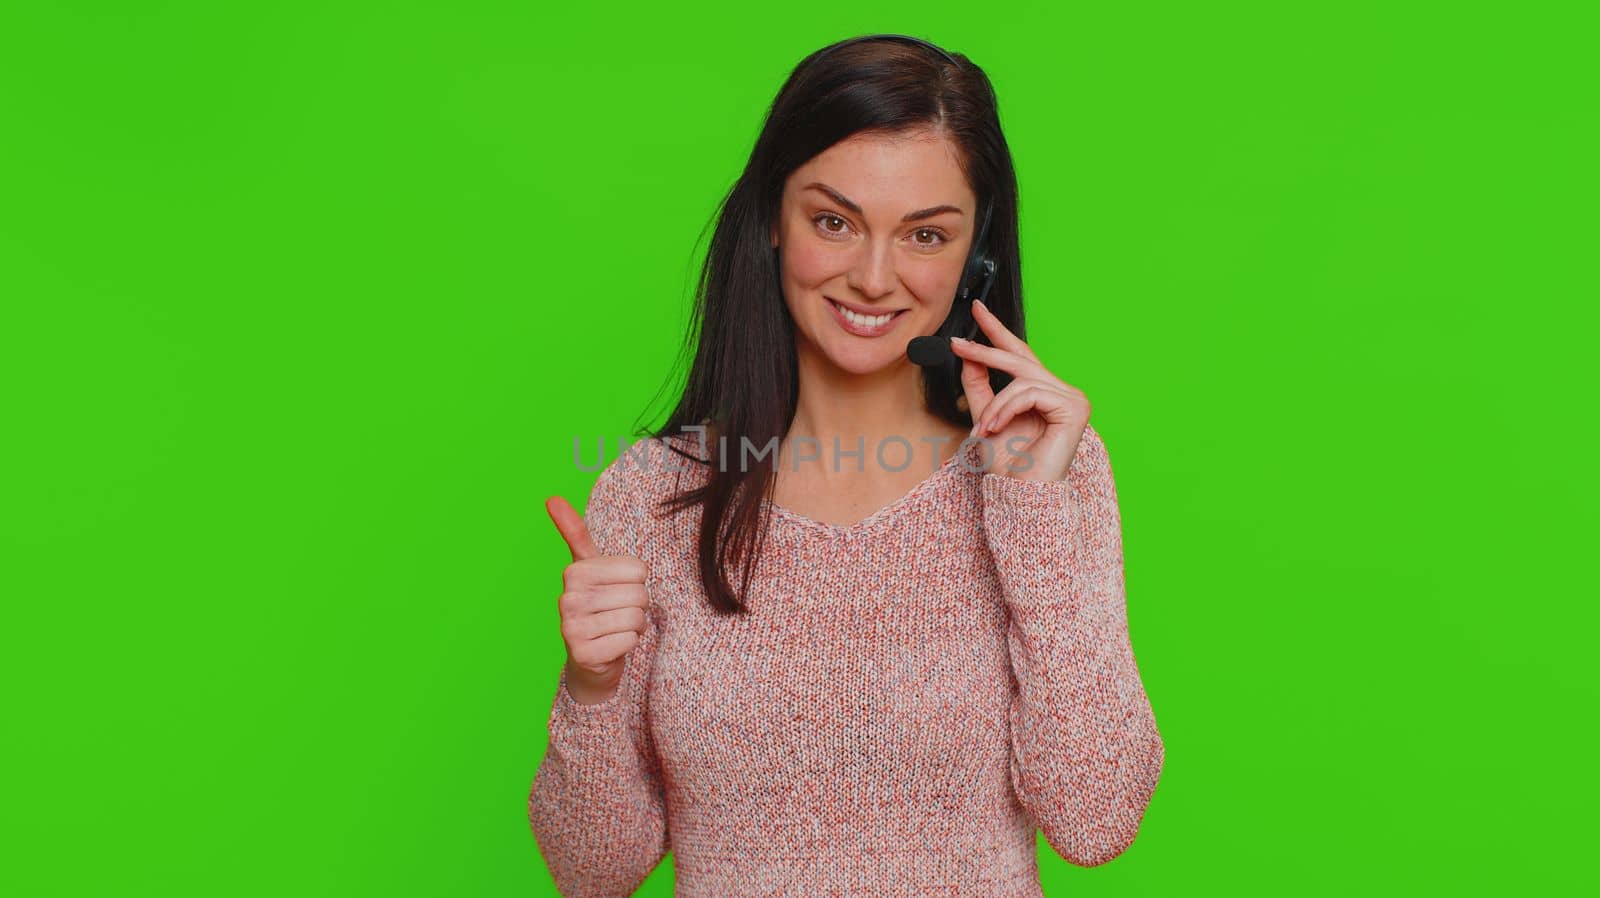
{"left": 835, "top": 302, "right": 894, "bottom": 328}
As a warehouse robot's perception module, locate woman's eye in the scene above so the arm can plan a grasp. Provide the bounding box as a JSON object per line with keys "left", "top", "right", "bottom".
{"left": 913, "top": 227, "right": 949, "bottom": 247}
{"left": 814, "top": 213, "right": 850, "bottom": 236}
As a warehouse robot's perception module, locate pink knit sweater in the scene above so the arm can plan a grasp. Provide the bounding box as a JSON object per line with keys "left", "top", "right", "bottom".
{"left": 528, "top": 423, "right": 1165, "bottom": 897}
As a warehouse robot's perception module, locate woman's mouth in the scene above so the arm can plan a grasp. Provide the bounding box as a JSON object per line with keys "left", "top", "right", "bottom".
{"left": 826, "top": 297, "right": 908, "bottom": 337}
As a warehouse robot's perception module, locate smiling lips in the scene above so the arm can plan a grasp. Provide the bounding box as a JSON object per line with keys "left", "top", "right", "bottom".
{"left": 827, "top": 297, "right": 908, "bottom": 337}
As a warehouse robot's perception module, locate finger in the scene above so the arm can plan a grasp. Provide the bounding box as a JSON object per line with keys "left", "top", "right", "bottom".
{"left": 986, "top": 375, "right": 1077, "bottom": 405}
{"left": 979, "top": 384, "right": 1074, "bottom": 434}
{"left": 566, "top": 558, "right": 650, "bottom": 590}
{"left": 971, "top": 299, "right": 1038, "bottom": 362}
{"left": 575, "top": 630, "right": 641, "bottom": 665}
{"left": 546, "top": 495, "right": 599, "bottom": 561}
{"left": 571, "top": 582, "right": 649, "bottom": 614}
{"left": 950, "top": 337, "right": 1049, "bottom": 381}
{"left": 576, "top": 605, "right": 649, "bottom": 640}
{"left": 958, "top": 349, "right": 995, "bottom": 421}
{"left": 976, "top": 387, "right": 1039, "bottom": 436}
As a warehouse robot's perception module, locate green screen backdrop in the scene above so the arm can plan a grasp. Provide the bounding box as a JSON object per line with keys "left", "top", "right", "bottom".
{"left": 2, "top": 1, "right": 1593, "bottom": 895}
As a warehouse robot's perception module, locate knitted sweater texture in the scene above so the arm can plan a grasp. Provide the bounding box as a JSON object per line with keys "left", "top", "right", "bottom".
{"left": 528, "top": 424, "right": 1165, "bottom": 897}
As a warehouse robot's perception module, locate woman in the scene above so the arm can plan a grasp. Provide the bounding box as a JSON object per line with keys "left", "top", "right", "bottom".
{"left": 529, "top": 34, "right": 1165, "bottom": 897}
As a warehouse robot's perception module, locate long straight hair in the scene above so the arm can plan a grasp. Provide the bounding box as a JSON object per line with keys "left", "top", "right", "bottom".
{"left": 646, "top": 35, "right": 1025, "bottom": 614}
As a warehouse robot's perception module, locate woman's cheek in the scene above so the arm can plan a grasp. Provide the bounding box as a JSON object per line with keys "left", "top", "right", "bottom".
{"left": 901, "top": 266, "right": 959, "bottom": 317}
{"left": 783, "top": 239, "right": 841, "bottom": 290}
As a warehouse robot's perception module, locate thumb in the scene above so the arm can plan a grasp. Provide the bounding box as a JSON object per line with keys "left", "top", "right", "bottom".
{"left": 545, "top": 495, "right": 599, "bottom": 561}
{"left": 956, "top": 344, "right": 995, "bottom": 421}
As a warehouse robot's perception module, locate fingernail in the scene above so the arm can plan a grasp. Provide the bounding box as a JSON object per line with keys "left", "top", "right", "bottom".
{"left": 951, "top": 336, "right": 969, "bottom": 344}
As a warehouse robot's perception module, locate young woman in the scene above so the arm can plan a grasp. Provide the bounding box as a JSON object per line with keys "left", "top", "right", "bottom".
{"left": 529, "top": 34, "right": 1165, "bottom": 897}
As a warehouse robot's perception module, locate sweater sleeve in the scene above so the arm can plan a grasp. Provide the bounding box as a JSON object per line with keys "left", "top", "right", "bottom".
{"left": 527, "top": 456, "right": 669, "bottom": 897}
{"left": 979, "top": 423, "right": 1165, "bottom": 867}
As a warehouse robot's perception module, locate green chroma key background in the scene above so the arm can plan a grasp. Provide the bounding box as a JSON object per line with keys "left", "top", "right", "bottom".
{"left": 1, "top": 1, "right": 1592, "bottom": 895}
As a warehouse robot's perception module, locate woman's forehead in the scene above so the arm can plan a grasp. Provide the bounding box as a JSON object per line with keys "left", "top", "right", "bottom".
{"left": 789, "top": 133, "right": 972, "bottom": 208}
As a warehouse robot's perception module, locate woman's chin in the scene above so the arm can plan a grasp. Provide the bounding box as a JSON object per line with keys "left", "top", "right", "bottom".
{"left": 814, "top": 337, "right": 912, "bottom": 375}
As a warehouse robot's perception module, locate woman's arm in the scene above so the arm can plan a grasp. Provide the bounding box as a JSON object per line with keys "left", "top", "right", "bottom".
{"left": 979, "top": 423, "right": 1165, "bottom": 866}
{"left": 528, "top": 459, "right": 669, "bottom": 896}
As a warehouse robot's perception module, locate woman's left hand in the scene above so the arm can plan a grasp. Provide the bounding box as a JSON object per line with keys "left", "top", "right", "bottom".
{"left": 949, "top": 299, "right": 1091, "bottom": 482}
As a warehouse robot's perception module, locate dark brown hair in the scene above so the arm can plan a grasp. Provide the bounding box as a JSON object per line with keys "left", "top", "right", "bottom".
{"left": 641, "top": 35, "right": 1025, "bottom": 613}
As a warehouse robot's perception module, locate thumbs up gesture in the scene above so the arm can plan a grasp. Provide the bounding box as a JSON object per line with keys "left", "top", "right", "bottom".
{"left": 545, "top": 495, "right": 651, "bottom": 705}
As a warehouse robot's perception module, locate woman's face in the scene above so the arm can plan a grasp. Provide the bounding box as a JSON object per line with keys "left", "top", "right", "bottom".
{"left": 771, "top": 128, "right": 978, "bottom": 376}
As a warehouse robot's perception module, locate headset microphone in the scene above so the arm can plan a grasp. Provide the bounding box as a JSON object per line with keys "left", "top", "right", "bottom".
{"left": 906, "top": 335, "right": 954, "bottom": 367}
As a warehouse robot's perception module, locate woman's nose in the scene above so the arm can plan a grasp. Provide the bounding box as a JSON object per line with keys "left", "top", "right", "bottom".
{"left": 845, "top": 241, "right": 898, "bottom": 300}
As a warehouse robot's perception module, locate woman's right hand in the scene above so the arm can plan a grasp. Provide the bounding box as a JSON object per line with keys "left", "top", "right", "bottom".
{"left": 545, "top": 495, "right": 650, "bottom": 705}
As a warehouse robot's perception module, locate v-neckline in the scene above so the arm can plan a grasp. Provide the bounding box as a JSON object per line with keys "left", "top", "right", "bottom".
{"left": 760, "top": 441, "right": 975, "bottom": 538}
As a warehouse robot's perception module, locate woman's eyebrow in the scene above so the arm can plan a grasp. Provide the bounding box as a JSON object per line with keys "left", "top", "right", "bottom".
{"left": 804, "top": 182, "right": 964, "bottom": 222}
